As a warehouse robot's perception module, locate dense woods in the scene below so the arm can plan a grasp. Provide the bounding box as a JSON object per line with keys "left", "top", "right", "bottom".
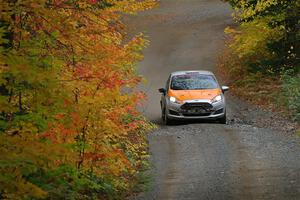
{"left": 0, "top": 0, "right": 156, "bottom": 199}
{"left": 221, "top": 0, "right": 300, "bottom": 121}
{"left": 0, "top": 0, "right": 299, "bottom": 199}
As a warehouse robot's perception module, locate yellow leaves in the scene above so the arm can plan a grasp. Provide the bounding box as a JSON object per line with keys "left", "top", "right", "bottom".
{"left": 225, "top": 17, "right": 284, "bottom": 59}
{"left": 78, "top": 1, "right": 90, "bottom": 9}
{"left": 1, "top": 177, "right": 48, "bottom": 200}
{"left": 224, "top": 26, "right": 241, "bottom": 34}
{"left": 231, "top": 0, "right": 284, "bottom": 20}
{"left": 255, "top": 0, "right": 278, "bottom": 12}
{"left": 10, "top": 122, "right": 39, "bottom": 135}
{"left": 0, "top": 132, "right": 72, "bottom": 199}
{"left": 106, "top": 0, "right": 158, "bottom": 14}
{"left": 123, "top": 33, "right": 149, "bottom": 67}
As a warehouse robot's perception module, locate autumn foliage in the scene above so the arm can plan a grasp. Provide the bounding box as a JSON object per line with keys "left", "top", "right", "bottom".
{"left": 0, "top": 0, "right": 156, "bottom": 199}
{"left": 220, "top": 0, "right": 299, "bottom": 120}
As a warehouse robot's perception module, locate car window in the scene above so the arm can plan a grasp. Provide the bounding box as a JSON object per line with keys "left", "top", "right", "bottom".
{"left": 170, "top": 74, "right": 218, "bottom": 90}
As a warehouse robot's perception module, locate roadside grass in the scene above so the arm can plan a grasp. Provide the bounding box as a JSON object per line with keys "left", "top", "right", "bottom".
{"left": 280, "top": 72, "right": 300, "bottom": 122}
{"left": 297, "top": 129, "right": 300, "bottom": 137}
{"left": 129, "top": 168, "right": 153, "bottom": 198}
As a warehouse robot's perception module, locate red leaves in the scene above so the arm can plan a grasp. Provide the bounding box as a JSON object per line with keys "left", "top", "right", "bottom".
{"left": 88, "top": 0, "right": 98, "bottom": 5}
{"left": 41, "top": 124, "right": 76, "bottom": 144}
{"left": 84, "top": 152, "right": 106, "bottom": 161}
{"left": 73, "top": 64, "right": 93, "bottom": 81}
{"left": 41, "top": 112, "right": 82, "bottom": 144}
{"left": 53, "top": 0, "right": 64, "bottom": 7}
{"left": 64, "top": 99, "right": 72, "bottom": 106}
{"left": 54, "top": 113, "right": 65, "bottom": 120}
{"left": 72, "top": 63, "right": 136, "bottom": 89}
{"left": 15, "top": 16, "right": 21, "bottom": 23}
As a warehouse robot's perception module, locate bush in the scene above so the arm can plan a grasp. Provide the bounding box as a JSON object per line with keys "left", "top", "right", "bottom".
{"left": 220, "top": 0, "right": 299, "bottom": 124}
{"left": 281, "top": 71, "right": 300, "bottom": 121}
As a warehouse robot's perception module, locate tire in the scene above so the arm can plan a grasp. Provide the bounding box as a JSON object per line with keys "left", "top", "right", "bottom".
{"left": 161, "top": 103, "right": 164, "bottom": 121}
{"left": 162, "top": 107, "right": 173, "bottom": 125}
{"left": 219, "top": 113, "right": 227, "bottom": 124}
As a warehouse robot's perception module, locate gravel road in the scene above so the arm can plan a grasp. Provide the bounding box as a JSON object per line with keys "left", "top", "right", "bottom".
{"left": 128, "top": 0, "right": 300, "bottom": 199}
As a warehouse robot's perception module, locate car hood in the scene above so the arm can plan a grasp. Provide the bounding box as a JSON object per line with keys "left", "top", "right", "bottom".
{"left": 168, "top": 89, "right": 221, "bottom": 101}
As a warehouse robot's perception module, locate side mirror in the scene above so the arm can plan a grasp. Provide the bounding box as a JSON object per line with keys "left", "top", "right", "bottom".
{"left": 158, "top": 88, "right": 166, "bottom": 94}
{"left": 221, "top": 86, "right": 229, "bottom": 93}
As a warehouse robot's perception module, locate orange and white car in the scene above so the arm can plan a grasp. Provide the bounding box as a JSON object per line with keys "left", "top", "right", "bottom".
{"left": 158, "top": 71, "right": 229, "bottom": 125}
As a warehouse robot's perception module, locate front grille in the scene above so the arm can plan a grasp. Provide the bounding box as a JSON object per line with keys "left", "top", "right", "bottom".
{"left": 183, "top": 113, "right": 211, "bottom": 117}
{"left": 181, "top": 102, "right": 213, "bottom": 110}
{"left": 181, "top": 102, "right": 213, "bottom": 117}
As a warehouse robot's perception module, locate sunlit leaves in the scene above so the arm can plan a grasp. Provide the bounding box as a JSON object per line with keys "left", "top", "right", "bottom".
{"left": 225, "top": 17, "right": 284, "bottom": 59}
{"left": 224, "top": 0, "right": 299, "bottom": 74}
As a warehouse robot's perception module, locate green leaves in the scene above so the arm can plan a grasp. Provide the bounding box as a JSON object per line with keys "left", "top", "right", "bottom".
{"left": 227, "top": 17, "right": 284, "bottom": 59}
{"left": 281, "top": 71, "right": 300, "bottom": 121}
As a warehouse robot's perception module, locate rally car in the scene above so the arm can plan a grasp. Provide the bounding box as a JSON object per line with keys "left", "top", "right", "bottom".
{"left": 159, "top": 70, "right": 229, "bottom": 125}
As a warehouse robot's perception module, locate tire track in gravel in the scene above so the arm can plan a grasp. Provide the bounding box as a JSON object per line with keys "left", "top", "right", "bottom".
{"left": 223, "top": 126, "right": 300, "bottom": 200}
{"left": 223, "top": 127, "right": 255, "bottom": 199}
{"left": 159, "top": 136, "right": 178, "bottom": 200}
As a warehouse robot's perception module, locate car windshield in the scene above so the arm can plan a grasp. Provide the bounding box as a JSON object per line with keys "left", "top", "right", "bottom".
{"left": 170, "top": 73, "right": 218, "bottom": 90}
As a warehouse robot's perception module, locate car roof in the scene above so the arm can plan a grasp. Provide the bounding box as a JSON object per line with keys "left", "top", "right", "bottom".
{"left": 170, "top": 70, "right": 215, "bottom": 76}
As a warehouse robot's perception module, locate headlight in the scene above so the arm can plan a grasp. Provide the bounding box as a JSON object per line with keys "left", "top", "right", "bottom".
{"left": 169, "top": 96, "right": 182, "bottom": 104}
{"left": 212, "top": 95, "right": 222, "bottom": 103}
{"left": 170, "top": 96, "right": 176, "bottom": 103}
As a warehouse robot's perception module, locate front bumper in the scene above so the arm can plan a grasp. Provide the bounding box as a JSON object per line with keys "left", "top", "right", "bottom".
{"left": 166, "top": 99, "right": 225, "bottom": 120}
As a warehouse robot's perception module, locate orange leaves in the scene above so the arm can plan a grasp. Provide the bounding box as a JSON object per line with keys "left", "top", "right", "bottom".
{"left": 42, "top": 112, "right": 82, "bottom": 144}
{"left": 73, "top": 63, "right": 94, "bottom": 81}
{"left": 54, "top": 113, "right": 65, "bottom": 120}
{"left": 0, "top": 0, "right": 155, "bottom": 198}
{"left": 42, "top": 123, "right": 75, "bottom": 144}
{"left": 84, "top": 152, "right": 107, "bottom": 162}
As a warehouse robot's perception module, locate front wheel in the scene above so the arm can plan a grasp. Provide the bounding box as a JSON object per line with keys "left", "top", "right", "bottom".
{"left": 162, "top": 107, "right": 173, "bottom": 125}
{"left": 218, "top": 113, "right": 227, "bottom": 124}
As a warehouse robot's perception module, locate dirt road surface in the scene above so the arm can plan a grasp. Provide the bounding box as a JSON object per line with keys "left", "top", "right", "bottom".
{"left": 128, "top": 0, "right": 300, "bottom": 199}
